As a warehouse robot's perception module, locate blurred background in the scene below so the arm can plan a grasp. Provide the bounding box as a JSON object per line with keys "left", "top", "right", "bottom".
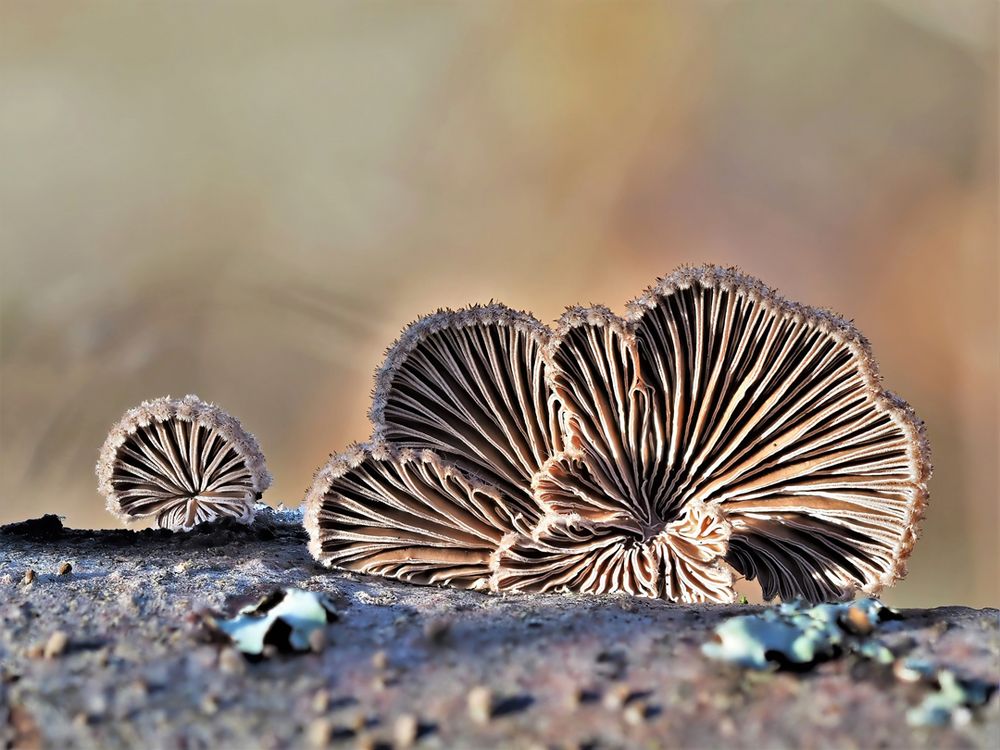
{"left": 1, "top": 1, "right": 996, "bottom": 608}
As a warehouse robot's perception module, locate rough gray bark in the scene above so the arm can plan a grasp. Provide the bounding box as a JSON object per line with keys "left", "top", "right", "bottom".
{"left": 1, "top": 510, "right": 996, "bottom": 750}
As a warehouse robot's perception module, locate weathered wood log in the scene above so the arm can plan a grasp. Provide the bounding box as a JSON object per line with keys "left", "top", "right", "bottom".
{"left": 1, "top": 510, "right": 996, "bottom": 749}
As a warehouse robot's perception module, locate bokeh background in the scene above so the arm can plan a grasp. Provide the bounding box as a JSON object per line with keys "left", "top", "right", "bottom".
{"left": 1, "top": 1, "right": 996, "bottom": 608}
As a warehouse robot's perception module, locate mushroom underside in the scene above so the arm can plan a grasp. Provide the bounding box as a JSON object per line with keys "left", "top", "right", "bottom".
{"left": 306, "top": 266, "right": 929, "bottom": 603}
{"left": 97, "top": 395, "right": 270, "bottom": 531}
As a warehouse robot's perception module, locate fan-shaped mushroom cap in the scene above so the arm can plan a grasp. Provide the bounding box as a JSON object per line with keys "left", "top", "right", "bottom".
{"left": 371, "top": 304, "right": 559, "bottom": 522}
{"left": 631, "top": 267, "right": 929, "bottom": 600}
{"left": 539, "top": 265, "right": 929, "bottom": 602}
{"left": 96, "top": 395, "right": 271, "bottom": 531}
{"left": 304, "top": 445, "right": 531, "bottom": 591}
{"left": 543, "top": 307, "right": 661, "bottom": 525}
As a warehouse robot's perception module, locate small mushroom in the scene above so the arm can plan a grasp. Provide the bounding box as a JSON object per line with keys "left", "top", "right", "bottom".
{"left": 96, "top": 395, "right": 270, "bottom": 531}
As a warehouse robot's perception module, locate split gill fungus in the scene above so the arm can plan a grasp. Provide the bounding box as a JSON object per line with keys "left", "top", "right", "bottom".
{"left": 97, "top": 395, "right": 271, "bottom": 531}
{"left": 305, "top": 266, "right": 931, "bottom": 604}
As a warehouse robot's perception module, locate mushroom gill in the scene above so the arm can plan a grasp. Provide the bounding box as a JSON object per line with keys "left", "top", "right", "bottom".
{"left": 625, "top": 267, "right": 930, "bottom": 601}
{"left": 494, "top": 499, "right": 732, "bottom": 602}
{"left": 370, "top": 304, "right": 559, "bottom": 523}
{"left": 305, "top": 266, "right": 930, "bottom": 603}
{"left": 97, "top": 395, "right": 271, "bottom": 531}
{"left": 304, "top": 445, "right": 530, "bottom": 591}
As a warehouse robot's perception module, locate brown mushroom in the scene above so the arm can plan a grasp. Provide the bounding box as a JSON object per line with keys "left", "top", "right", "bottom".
{"left": 370, "top": 303, "right": 559, "bottom": 523}
{"left": 97, "top": 395, "right": 270, "bottom": 530}
{"left": 536, "top": 266, "right": 930, "bottom": 601}
{"left": 304, "top": 444, "right": 528, "bottom": 590}
{"left": 305, "top": 266, "right": 930, "bottom": 603}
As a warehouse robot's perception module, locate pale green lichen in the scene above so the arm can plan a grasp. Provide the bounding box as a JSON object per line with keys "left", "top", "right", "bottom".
{"left": 701, "top": 598, "right": 893, "bottom": 670}
{"left": 213, "top": 588, "right": 337, "bottom": 657}
{"left": 854, "top": 638, "right": 895, "bottom": 665}
{"left": 904, "top": 662, "right": 995, "bottom": 728}
{"left": 704, "top": 601, "right": 996, "bottom": 727}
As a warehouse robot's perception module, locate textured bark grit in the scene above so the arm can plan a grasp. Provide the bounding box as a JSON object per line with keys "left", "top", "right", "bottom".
{"left": 1, "top": 509, "right": 997, "bottom": 749}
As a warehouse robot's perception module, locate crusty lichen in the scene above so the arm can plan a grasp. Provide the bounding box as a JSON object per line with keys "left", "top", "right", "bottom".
{"left": 701, "top": 598, "right": 894, "bottom": 670}
{"left": 703, "top": 600, "right": 996, "bottom": 729}
{"left": 208, "top": 588, "right": 337, "bottom": 657}
{"left": 903, "top": 662, "right": 996, "bottom": 728}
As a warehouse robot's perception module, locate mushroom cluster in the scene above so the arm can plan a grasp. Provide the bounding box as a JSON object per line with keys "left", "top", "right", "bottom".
{"left": 305, "top": 266, "right": 930, "bottom": 603}
{"left": 97, "top": 395, "right": 271, "bottom": 531}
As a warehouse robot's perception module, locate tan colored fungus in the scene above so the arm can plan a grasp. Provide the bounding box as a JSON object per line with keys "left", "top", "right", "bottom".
{"left": 305, "top": 266, "right": 930, "bottom": 603}
{"left": 370, "top": 304, "right": 559, "bottom": 522}
{"left": 97, "top": 395, "right": 271, "bottom": 531}
{"left": 305, "top": 444, "right": 529, "bottom": 591}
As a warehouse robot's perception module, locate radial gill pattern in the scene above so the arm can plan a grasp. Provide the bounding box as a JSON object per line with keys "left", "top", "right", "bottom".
{"left": 371, "top": 304, "right": 559, "bottom": 522}
{"left": 623, "top": 267, "right": 930, "bottom": 601}
{"left": 305, "top": 266, "right": 930, "bottom": 603}
{"left": 494, "top": 500, "right": 732, "bottom": 603}
{"left": 97, "top": 395, "right": 270, "bottom": 531}
{"left": 305, "top": 445, "right": 530, "bottom": 591}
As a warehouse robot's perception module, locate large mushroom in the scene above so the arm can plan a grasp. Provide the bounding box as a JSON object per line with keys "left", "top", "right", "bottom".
{"left": 305, "top": 266, "right": 930, "bottom": 603}
{"left": 97, "top": 395, "right": 271, "bottom": 531}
